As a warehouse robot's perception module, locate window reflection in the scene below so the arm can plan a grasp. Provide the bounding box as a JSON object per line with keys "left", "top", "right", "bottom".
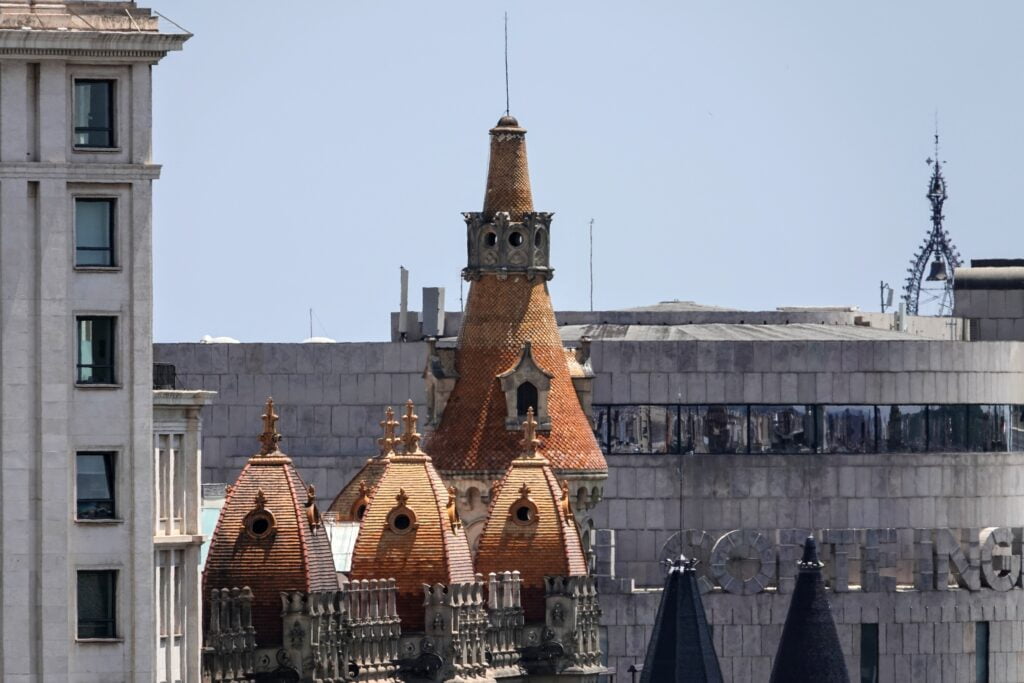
{"left": 591, "top": 406, "right": 610, "bottom": 451}
{"left": 822, "top": 405, "right": 875, "bottom": 453}
{"left": 694, "top": 405, "right": 747, "bottom": 454}
{"left": 749, "top": 405, "right": 815, "bottom": 454}
{"left": 609, "top": 405, "right": 674, "bottom": 454}
{"left": 876, "top": 405, "right": 928, "bottom": 452}
{"left": 1011, "top": 407, "right": 1024, "bottom": 452}
{"left": 967, "top": 405, "right": 1008, "bottom": 452}
{"left": 928, "top": 405, "right": 967, "bottom": 452}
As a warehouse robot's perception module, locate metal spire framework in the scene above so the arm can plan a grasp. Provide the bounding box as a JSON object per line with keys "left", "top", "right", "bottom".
{"left": 902, "top": 132, "right": 963, "bottom": 315}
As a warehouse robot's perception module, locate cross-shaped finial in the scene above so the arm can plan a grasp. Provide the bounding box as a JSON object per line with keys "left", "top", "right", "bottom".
{"left": 521, "top": 407, "right": 541, "bottom": 457}
{"left": 258, "top": 397, "right": 282, "bottom": 455}
{"left": 400, "top": 400, "right": 422, "bottom": 454}
{"left": 254, "top": 488, "right": 267, "bottom": 510}
{"left": 377, "top": 406, "right": 400, "bottom": 456}
{"left": 518, "top": 482, "right": 531, "bottom": 499}
{"left": 396, "top": 488, "right": 409, "bottom": 506}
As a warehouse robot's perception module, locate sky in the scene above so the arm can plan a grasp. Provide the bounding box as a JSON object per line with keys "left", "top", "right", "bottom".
{"left": 149, "top": 1, "right": 1024, "bottom": 342}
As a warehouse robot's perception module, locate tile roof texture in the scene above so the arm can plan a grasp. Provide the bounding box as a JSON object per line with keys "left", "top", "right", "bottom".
{"left": 327, "top": 457, "right": 387, "bottom": 521}
{"left": 475, "top": 451, "right": 588, "bottom": 621}
{"left": 482, "top": 115, "right": 533, "bottom": 218}
{"left": 203, "top": 402, "right": 338, "bottom": 648}
{"left": 427, "top": 274, "right": 607, "bottom": 474}
{"left": 348, "top": 406, "right": 477, "bottom": 631}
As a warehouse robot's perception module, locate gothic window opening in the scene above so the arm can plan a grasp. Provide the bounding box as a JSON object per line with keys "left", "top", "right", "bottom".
{"left": 517, "top": 382, "right": 538, "bottom": 418}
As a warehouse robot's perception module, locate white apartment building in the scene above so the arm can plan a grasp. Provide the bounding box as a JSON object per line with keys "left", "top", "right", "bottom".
{"left": 0, "top": 3, "right": 187, "bottom": 681}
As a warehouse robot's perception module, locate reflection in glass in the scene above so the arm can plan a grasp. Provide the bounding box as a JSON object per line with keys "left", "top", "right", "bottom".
{"left": 878, "top": 405, "right": 927, "bottom": 452}
{"left": 77, "top": 452, "right": 114, "bottom": 519}
{"left": 822, "top": 405, "right": 875, "bottom": 453}
{"left": 609, "top": 405, "right": 674, "bottom": 454}
{"left": 1011, "top": 406, "right": 1024, "bottom": 452}
{"left": 967, "top": 405, "right": 1008, "bottom": 452}
{"left": 694, "top": 405, "right": 747, "bottom": 454}
{"left": 928, "top": 405, "right": 967, "bottom": 452}
{"left": 749, "top": 405, "right": 815, "bottom": 453}
{"left": 74, "top": 80, "right": 114, "bottom": 148}
{"left": 77, "top": 570, "right": 116, "bottom": 638}
{"left": 591, "top": 406, "right": 610, "bottom": 451}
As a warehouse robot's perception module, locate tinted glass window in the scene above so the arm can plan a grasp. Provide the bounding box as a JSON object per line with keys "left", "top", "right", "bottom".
{"left": 1011, "top": 407, "right": 1024, "bottom": 452}
{"left": 822, "top": 405, "right": 876, "bottom": 453}
{"left": 929, "top": 405, "right": 968, "bottom": 452}
{"left": 77, "top": 316, "right": 115, "bottom": 384}
{"left": 74, "top": 80, "right": 114, "bottom": 148}
{"left": 75, "top": 199, "right": 114, "bottom": 266}
{"left": 694, "top": 405, "right": 747, "bottom": 454}
{"left": 76, "top": 452, "right": 114, "bottom": 520}
{"left": 610, "top": 405, "right": 674, "bottom": 454}
{"left": 968, "top": 405, "right": 1008, "bottom": 452}
{"left": 749, "top": 405, "right": 815, "bottom": 453}
{"left": 878, "top": 405, "right": 927, "bottom": 452}
{"left": 77, "top": 570, "right": 116, "bottom": 638}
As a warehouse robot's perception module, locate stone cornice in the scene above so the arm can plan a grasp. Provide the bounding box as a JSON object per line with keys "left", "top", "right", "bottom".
{"left": 0, "top": 161, "right": 162, "bottom": 180}
{"left": 0, "top": 29, "right": 189, "bottom": 58}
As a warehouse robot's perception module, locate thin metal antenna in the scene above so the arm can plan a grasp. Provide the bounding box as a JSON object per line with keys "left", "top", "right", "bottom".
{"left": 588, "top": 219, "right": 594, "bottom": 311}
{"left": 504, "top": 12, "right": 510, "bottom": 116}
{"left": 309, "top": 308, "right": 313, "bottom": 339}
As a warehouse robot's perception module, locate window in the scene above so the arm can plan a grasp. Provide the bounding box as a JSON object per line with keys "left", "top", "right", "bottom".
{"left": 77, "top": 316, "right": 116, "bottom": 384}
{"left": 694, "top": 405, "right": 748, "bottom": 454}
{"left": 77, "top": 570, "right": 116, "bottom": 638}
{"left": 976, "top": 621, "right": 989, "bottom": 682}
{"left": 516, "top": 382, "right": 538, "bottom": 417}
{"left": 878, "top": 405, "right": 927, "bottom": 452}
{"left": 822, "top": 405, "right": 876, "bottom": 453}
{"left": 75, "top": 198, "right": 114, "bottom": 267}
{"left": 76, "top": 452, "right": 114, "bottom": 520}
{"left": 860, "top": 623, "right": 879, "bottom": 683}
{"left": 929, "top": 405, "right": 967, "bottom": 452}
{"left": 749, "top": 405, "right": 815, "bottom": 454}
{"left": 968, "top": 405, "right": 1008, "bottom": 452}
{"left": 609, "top": 405, "right": 674, "bottom": 454}
{"left": 74, "top": 80, "right": 115, "bottom": 148}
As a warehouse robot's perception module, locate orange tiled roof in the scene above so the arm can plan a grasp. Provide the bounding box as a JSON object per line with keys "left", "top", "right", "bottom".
{"left": 482, "top": 115, "right": 533, "bottom": 218}
{"left": 348, "top": 403, "right": 476, "bottom": 631}
{"left": 327, "top": 407, "right": 399, "bottom": 520}
{"left": 203, "top": 399, "right": 337, "bottom": 648}
{"left": 427, "top": 274, "right": 606, "bottom": 474}
{"left": 475, "top": 422, "right": 588, "bottom": 620}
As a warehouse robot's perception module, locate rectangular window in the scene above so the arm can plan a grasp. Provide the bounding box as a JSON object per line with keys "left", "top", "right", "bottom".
{"left": 749, "top": 405, "right": 815, "bottom": 453}
{"left": 77, "top": 316, "right": 115, "bottom": 384}
{"left": 74, "top": 198, "right": 115, "bottom": 267}
{"left": 693, "top": 405, "right": 748, "bottom": 454}
{"left": 609, "top": 405, "right": 674, "bottom": 454}
{"left": 822, "top": 405, "right": 876, "bottom": 453}
{"left": 860, "top": 623, "right": 879, "bottom": 683}
{"left": 1011, "top": 407, "right": 1024, "bottom": 452}
{"left": 76, "top": 452, "right": 114, "bottom": 520}
{"left": 77, "top": 570, "right": 116, "bottom": 638}
{"left": 74, "top": 79, "right": 115, "bottom": 148}
{"left": 878, "top": 405, "right": 927, "bottom": 452}
{"left": 976, "top": 621, "right": 989, "bottom": 683}
{"left": 928, "top": 405, "right": 968, "bottom": 452}
{"left": 967, "top": 405, "right": 1008, "bottom": 452}
{"left": 590, "top": 406, "right": 610, "bottom": 452}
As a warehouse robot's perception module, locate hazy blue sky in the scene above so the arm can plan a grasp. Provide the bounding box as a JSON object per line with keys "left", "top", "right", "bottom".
{"left": 149, "top": 1, "right": 1024, "bottom": 342}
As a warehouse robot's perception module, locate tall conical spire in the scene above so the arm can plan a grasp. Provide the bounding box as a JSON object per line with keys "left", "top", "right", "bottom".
{"left": 639, "top": 557, "right": 723, "bottom": 683}
{"left": 769, "top": 536, "right": 851, "bottom": 683}
{"left": 482, "top": 115, "right": 533, "bottom": 218}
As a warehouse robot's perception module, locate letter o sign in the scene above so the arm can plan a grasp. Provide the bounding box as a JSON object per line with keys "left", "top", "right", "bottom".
{"left": 710, "top": 529, "right": 777, "bottom": 595}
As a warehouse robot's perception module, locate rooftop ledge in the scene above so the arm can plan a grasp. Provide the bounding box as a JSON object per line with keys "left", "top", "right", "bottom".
{"left": 0, "top": 28, "right": 189, "bottom": 55}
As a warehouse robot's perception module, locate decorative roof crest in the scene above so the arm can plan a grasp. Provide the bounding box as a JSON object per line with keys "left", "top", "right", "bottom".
{"left": 400, "top": 400, "right": 423, "bottom": 454}
{"left": 377, "top": 406, "right": 400, "bottom": 456}
{"left": 517, "top": 482, "right": 531, "bottom": 499}
{"left": 258, "top": 397, "right": 282, "bottom": 455}
{"left": 396, "top": 488, "right": 409, "bottom": 507}
{"left": 559, "top": 479, "right": 574, "bottom": 520}
{"left": 254, "top": 488, "right": 267, "bottom": 511}
{"left": 446, "top": 486, "right": 462, "bottom": 532}
{"left": 521, "top": 407, "right": 542, "bottom": 457}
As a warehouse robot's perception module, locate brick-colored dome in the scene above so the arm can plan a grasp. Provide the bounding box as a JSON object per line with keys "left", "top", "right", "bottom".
{"left": 428, "top": 274, "right": 606, "bottom": 475}
{"left": 475, "top": 420, "right": 588, "bottom": 620}
{"left": 203, "top": 399, "right": 337, "bottom": 648}
{"left": 348, "top": 403, "right": 476, "bottom": 631}
{"left": 483, "top": 115, "right": 533, "bottom": 219}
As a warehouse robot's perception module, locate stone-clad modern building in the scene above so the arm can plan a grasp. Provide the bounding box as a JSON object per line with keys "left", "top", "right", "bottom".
{"left": 156, "top": 137, "right": 1024, "bottom": 682}
{"left": 0, "top": 3, "right": 187, "bottom": 681}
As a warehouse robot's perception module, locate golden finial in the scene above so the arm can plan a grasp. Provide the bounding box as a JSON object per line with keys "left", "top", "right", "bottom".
{"left": 396, "top": 488, "right": 409, "bottom": 506}
{"left": 254, "top": 488, "right": 267, "bottom": 510}
{"left": 521, "top": 407, "right": 542, "bottom": 457}
{"left": 377, "top": 406, "right": 400, "bottom": 456}
{"left": 258, "top": 397, "right": 282, "bottom": 455}
{"left": 400, "top": 400, "right": 422, "bottom": 454}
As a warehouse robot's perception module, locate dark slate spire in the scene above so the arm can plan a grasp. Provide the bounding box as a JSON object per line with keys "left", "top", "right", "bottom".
{"left": 639, "top": 557, "right": 723, "bottom": 683}
{"left": 769, "top": 536, "right": 851, "bottom": 683}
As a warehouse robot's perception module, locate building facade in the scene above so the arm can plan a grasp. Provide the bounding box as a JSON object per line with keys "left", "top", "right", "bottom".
{"left": 0, "top": 3, "right": 186, "bottom": 680}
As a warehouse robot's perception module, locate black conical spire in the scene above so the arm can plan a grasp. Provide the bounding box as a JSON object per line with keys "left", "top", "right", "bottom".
{"left": 639, "top": 557, "right": 723, "bottom": 683}
{"left": 769, "top": 536, "right": 851, "bottom": 683}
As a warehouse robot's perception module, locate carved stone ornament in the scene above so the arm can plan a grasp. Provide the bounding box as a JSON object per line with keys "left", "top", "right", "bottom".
{"left": 498, "top": 341, "right": 554, "bottom": 431}
{"left": 509, "top": 482, "right": 539, "bottom": 527}
{"left": 446, "top": 486, "right": 462, "bottom": 533}
{"left": 289, "top": 620, "right": 305, "bottom": 649}
{"left": 386, "top": 488, "right": 418, "bottom": 535}
{"left": 242, "top": 488, "right": 276, "bottom": 540}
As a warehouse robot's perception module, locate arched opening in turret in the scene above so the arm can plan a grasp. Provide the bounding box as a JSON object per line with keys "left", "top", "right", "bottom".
{"left": 517, "top": 382, "right": 538, "bottom": 417}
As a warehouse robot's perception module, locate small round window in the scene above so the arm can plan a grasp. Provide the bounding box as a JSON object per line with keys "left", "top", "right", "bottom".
{"left": 508, "top": 231, "right": 524, "bottom": 247}
{"left": 509, "top": 499, "right": 538, "bottom": 527}
{"left": 243, "top": 509, "right": 276, "bottom": 540}
{"left": 484, "top": 231, "right": 498, "bottom": 247}
{"left": 386, "top": 505, "right": 417, "bottom": 535}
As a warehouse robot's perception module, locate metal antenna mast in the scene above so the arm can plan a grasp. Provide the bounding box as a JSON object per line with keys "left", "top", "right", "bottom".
{"left": 902, "top": 125, "right": 962, "bottom": 316}
{"left": 589, "top": 219, "right": 594, "bottom": 311}
{"left": 504, "top": 12, "right": 510, "bottom": 116}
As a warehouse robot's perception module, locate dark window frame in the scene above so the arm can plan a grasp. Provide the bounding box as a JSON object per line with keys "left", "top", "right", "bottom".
{"left": 77, "top": 570, "right": 117, "bottom": 639}
{"left": 73, "top": 79, "right": 116, "bottom": 149}
{"left": 76, "top": 451, "right": 115, "bottom": 520}
{"left": 74, "top": 197, "right": 116, "bottom": 268}
{"left": 76, "top": 315, "right": 117, "bottom": 385}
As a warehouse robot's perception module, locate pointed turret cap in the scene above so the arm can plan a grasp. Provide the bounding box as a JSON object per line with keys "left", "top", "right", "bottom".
{"left": 639, "top": 557, "right": 723, "bottom": 683}
{"left": 482, "top": 115, "right": 533, "bottom": 218}
{"left": 769, "top": 536, "right": 850, "bottom": 683}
